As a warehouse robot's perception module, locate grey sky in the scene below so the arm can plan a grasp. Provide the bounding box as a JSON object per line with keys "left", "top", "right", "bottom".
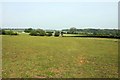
{"left": 1, "top": 1, "right": 119, "bottom": 29}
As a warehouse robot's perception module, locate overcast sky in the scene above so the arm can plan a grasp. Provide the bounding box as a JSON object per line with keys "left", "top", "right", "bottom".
{"left": 0, "top": 0, "right": 119, "bottom": 29}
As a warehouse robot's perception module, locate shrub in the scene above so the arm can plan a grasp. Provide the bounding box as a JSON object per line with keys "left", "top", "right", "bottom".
{"left": 29, "top": 29, "right": 46, "bottom": 36}
{"left": 29, "top": 30, "right": 38, "bottom": 36}
{"left": 54, "top": 31, "right": 60, "bottom": 37}
{"left": 0, "top": 30, "right": 1, "bottom": 35}
{"left": 61, "top": 31, "right": 64, "bottom": 36}
{"left": 11, "top": 32, "right": 18, "bottom": 35}
{"left": 1, "top": 29, "right": 6, "bottom": 35}
{"left": 1, "top": 30, "right": 18, "bottom": 35}
{"left": 37, "top": 29, "right": 46, "bottom": 36}
{"left": 46, "top": 33, "right": 52, "bottom": 36}
{"left": 24, "top": 28, "right": 33, "bottom": 33}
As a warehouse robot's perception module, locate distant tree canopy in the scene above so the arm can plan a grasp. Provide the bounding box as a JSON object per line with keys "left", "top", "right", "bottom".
{"left": 24, "top": 28, "right": 33, "bottom": 33}
{"left": 1, "top": 28, "right": 119, "bottom": 38}
{"left": 62, "top": 28, "right": 120, "bottom": 37}
{"left": 69, "top": 27, "right": 77, "bottom": 34}
{"left": 29, "top": 29, "right": 46, "bottom": 36}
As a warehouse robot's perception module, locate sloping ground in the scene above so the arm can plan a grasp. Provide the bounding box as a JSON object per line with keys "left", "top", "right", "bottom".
{"left": 2, "top": 35, "right": 118, "bottom": 78}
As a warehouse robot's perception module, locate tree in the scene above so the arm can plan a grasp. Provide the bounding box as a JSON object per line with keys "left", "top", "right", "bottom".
{"left": 1, "top": 30, "right": 18, "bottom": 35}
{"left": 61, "top": 31, "right": 63, "bottom": 37}
{"left": 29, "top": 29, "right": 46, "bottom": 36}
{"left": 54, "top": 31, "right": 60, "bottom": 37}
{"left": 24, "top": 28, "right": 33, "bottom": 33}
{"left": 69, "top": 27, "right": 77, "bottom": 34}
{"left": 1, "top": 30, "right": 6, "bottom": 35}
{"left": 29, "top": 30, "right": 38, "bottom": 36}
{"left": 36, "top": 29, "right": 46, "bottom": 36}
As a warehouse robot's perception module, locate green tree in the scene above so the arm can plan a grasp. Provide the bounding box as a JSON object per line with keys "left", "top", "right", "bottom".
{"left": 24, "top": 28, "right": 33, "bottom": 33}
{"left": 29, "top": 29, "right": 46, "bottom": 36}
{"left": 36, "top": 29, "right": 46, "bottom": 36}
{"left": 1, "top": 30, "right": 6, "bottom": 35}
{"left": 29, "top": 30, "right": 38, "bottom": 36}
{"left": 2, "top": 30, "right": 18, "bottom": 35}
{"left": 54, "top": 31, "right": 60, "bottom": 37}
{"left": 69, "top": 27, "right": 77, "bottom": 34}
{"left": 61, "top": 31, "right": 64, "bottom": 36}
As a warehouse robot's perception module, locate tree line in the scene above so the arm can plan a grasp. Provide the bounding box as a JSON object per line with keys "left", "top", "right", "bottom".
{"left": 0, "top": 27, "right": 120, "bottom": 38}
{"left": 62, "top": 27, "right": 120, "bottom": 38}
{"left": 24, "top": 28, "right": 60, "bottom": 37}
{"left": 0, "top": 28, "right": 61, "bottom": 37}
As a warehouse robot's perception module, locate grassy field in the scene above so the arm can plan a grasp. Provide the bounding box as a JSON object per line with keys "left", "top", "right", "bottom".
{"left": 2, "top": 34, "right": 118, "bottom": 78}
{"left": 63, "top": 34, "right": 83, "bottom": 36}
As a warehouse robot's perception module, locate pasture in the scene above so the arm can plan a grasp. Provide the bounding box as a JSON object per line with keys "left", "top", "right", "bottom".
{"left": 2, "top": 34, "right": 118, "bottom": 78}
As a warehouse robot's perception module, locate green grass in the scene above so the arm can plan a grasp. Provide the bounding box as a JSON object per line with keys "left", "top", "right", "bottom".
{"left": 2, "top": 34, "right": 118, "bottom": 78}
{"left": 63, "top": 34, "right": 85, "bottom": 36}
